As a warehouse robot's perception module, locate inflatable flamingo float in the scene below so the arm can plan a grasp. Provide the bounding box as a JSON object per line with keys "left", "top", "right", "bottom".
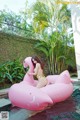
{"left": 8, "top": 57, "right": 73, "bottom": 111}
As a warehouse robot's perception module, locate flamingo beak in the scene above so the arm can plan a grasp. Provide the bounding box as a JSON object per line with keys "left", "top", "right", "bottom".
{"left": 24, "top": 67, "right": 27, "bottom": 72}
{"left": 24, "top": 66, "right": 29, "bottom": 72}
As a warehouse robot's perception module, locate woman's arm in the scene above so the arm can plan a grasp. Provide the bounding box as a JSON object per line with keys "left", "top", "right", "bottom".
{"left": 28, "top": 72, "right": 36, "bottom": 76}
{"left": 28, "top": 63, "right": 39, "bottom": 76}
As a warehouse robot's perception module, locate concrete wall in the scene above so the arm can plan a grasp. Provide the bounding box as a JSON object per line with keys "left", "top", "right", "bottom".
{"left": 0, "top": 32, "right": 37, "bottom": 63}
{"left": 71, "top": 4, "right": 80, "bottom": 79}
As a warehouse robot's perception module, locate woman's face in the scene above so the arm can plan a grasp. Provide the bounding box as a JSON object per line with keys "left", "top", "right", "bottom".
{"left": 32, "top": 59, "right": 37, "bottom": 64}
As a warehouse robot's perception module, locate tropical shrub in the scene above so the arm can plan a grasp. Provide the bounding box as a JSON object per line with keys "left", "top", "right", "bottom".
{"left": 0, "top": 59, "right": 25, "bottom": 85}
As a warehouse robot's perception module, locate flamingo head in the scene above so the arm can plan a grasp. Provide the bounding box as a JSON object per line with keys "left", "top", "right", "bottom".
{"left": 23, "top": 57, "right": 34, "bottom": 72}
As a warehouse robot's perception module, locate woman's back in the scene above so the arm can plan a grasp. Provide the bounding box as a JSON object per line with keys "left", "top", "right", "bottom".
{"left": 34, "top": 63, "right": 44, "bottom": 79}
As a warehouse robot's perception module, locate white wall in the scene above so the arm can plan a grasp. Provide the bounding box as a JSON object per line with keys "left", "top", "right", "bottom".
{"left": 71, "top": 4, "right": 80, "bottom": 79}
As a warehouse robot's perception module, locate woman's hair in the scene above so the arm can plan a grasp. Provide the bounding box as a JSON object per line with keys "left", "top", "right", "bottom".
{"left": 31, "top": 56, "right": 44, "bottom": 69}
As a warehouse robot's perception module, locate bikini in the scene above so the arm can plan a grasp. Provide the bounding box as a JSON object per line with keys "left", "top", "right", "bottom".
{"left": 34, "top": 67, "right": 48, "bottom": 87}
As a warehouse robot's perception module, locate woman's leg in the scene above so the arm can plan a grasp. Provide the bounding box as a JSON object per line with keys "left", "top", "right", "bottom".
{"left": 36, "top": 77, "right": 48, "bottom": 88}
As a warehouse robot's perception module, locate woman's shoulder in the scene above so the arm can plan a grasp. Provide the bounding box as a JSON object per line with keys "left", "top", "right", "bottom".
{"left": 36, "top": 63, "right": 40, "bottom": 67}
{"left": 36, "top": 63, "right": 40, "bottom": 66}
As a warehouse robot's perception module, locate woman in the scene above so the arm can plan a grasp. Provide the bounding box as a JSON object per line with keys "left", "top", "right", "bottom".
{"left": 28, "top": 56, "right": 48, "bottom": 88}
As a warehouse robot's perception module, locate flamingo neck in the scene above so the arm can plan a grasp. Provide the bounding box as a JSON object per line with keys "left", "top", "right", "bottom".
{"left": 23, "top": 65, "right": 34, "bottom": 85}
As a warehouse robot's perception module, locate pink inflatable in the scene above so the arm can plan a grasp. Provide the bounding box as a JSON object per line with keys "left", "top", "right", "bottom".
{"left": 8, "top": 57, "right": 73, "bottom": 111}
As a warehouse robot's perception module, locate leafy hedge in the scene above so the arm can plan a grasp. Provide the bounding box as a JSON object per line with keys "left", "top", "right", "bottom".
{"left": 0, "top": 59, "right": 25, "bottom": 85}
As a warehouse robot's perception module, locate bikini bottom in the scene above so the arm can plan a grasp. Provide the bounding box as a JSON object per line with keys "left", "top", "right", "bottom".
{"left": 36, "top": 76, "right": 48, "bottom": 88}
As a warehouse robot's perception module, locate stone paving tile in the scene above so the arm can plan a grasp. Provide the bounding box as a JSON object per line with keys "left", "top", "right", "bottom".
{"left": 0, "top": 88, "right": 9, "bottom": 99}
{"left": 0, "top": 88, "right": 9, "bottom": 94}
{"left": 0, "top": 98, "right": 11, "bottom": 108}
{"left": 8, "top": 105, "right": 42, "bottom": 120}
{"left": 9, "top": 109, "right": 31, "bottom": 120}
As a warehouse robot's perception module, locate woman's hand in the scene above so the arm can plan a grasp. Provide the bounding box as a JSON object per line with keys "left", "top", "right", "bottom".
{"left": 27, "top": 72, "right": 33, "bottom": 75}
{"left": 27, "top": 72, "right": 36, "bottom": 76}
